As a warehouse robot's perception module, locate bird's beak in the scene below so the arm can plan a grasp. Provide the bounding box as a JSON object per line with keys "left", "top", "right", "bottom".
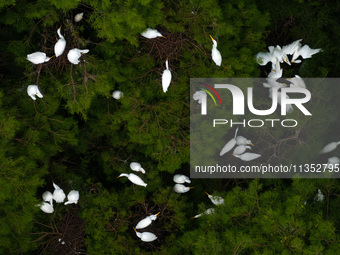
{"left": 232, "top": 154, "right": 235, "bottom": 156}
{"left": 156, "top": 212, "right": 160, "bottom": 216}
{"left": 162, "top": 36, "right": 166, "bottom": 38}
{"left": 209, "top": 35, "right": 214, "bottom": 41}
{"left": 274, "top": 70, "right": 276, "bottom": 74}
{"left": 191, "top": 216, "right": 196, "bottom": 219}
{"left": 205, "top": 192, "right": 210, "bottom": 196}
{"left": 189, "top": 187, "right": 194, "bottom": 189}
{"left": 282, "top": 83, "right": 288, "bottom": 86}
{"left": 250, "top": 143, "right": 254, "bottom": 146}
{"left": 133, "top": 228, "right": 137, "bottom": 233}
{"left": 116, "top": 176, "right": 121, "bottom": 179}
{"left": 59, "top": 25, "right": 62, "bottom": 29}
{"left": 50, "top": 55, "right": 55, "bottom": 59}
{"left": 291, "top": 61, "right": 295, "bottom": 63}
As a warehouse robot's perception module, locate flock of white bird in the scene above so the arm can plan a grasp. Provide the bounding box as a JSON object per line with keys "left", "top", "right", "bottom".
{"left": 220, "top": 127, "right": 261, "bottom": 161}
{"left": 26, "top": 13, "right": 88, "bottom": 101}
{"left": 320, "top": 141, "right": 340, "bottom": 169}
{"left": 192, "top": 192, "right": 224, "bottom": 218}
{"left": 39, "top": 182, "right": 79, "bottom": 213}
{"left": 173, "top": 174, "right": 192, "bottom": 193}
{"left": 256, "top": 39, "right": 321, "bottom": 113}
{"left": 117, "top": 162, "right": 148, "bottom": 187}
{"left": 29, "top": 14, "right": 333, "bottom": 244}
{"left": 134, "top": 212, "right": 160, "bottom": 242}
{"left": 112, "top": 29, "right": 221, "bottom": 99}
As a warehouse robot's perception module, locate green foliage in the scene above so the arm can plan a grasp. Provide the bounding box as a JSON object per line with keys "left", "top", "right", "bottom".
{"left": 0, "top": 0, "right": 340, "bottom": 254}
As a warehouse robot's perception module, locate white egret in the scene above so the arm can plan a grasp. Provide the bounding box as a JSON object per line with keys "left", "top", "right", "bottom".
{"left": 67, "top": 48, "right": 89, "bottom": 64}
{"left": 173, "top": 184, "right": 193, "bottom": 194}
{"left": 320, "top": 141, "right": 340, "bottom": 154}
{"left": 133, "top": 228, "right": 158, "bottom": 242}
{"left": 209, "top": 35, "right": 222, "bottom": 66}
{"left": 326, "top": 156, "right": 340, "bottom": 169}
{"left": 268, "top": 45, "right": 290, "bottom": 65}
{"left": 205, "top": 192, "right": 224, "bottom": 206}
{"left": 27, "top": 52, "right": 52, "bottom": 64}
{"left": 52, "top": 183, "right": 66, "bottom": 203}
{"left": 314, "top": 189, "right": 324, "bottom": 203}
{"left": 27, "top": 85, "right": 43, "bottom": 100}
{"left": 42, "top": 191, "right": 53, "bottom": 203}
{"left": 141, "top": 28, "right": 164, "bottom": 39}
{"left": 287, "top": 75, "right": 306, "bottom": 88}
{"left": 74, "top": 12, "right": 84, "bottom": 22}
{"left": 112, "top": 90, "right": 124, "bottom": 99}
{"left": 235, "top": 135, "right": 253, "bottom": 146}
{"left": 233, "top": 145, "right": 252, "bottom": 155}
{"left": 162, "top": 58, "right": 171, "bottom": 93}
{"left": 135, "top": 212, "right": 160, "bottom": 229}
{"left": 282, "top": 39, "right": 302, "bottom": 55}
{"left": 64, "top": 190, "right": 79, "bottom": 205}
{"left": 220, "top": 127, "right": 239, "bottom": 156}
{"left": 40, "top": 202, "right": 54, "bottom": 214}
{"left": 233, "top": 152, "right": 261, "bottom": 161}
{"left": 256, "top": 52, "right": 276, "bottom": 66}
{"left": 192, "top": 208, "right": 215, "bottom": 218}
{"left": 130, "top": 162, "right": 146, "bottom": 174}
{"left": 291, "top": 44, "right": 321, "bottom": 63}
{"left": 117, "top": 173, "right": 147, "bottom": 187}
{"left": 173, "top": 174, "right": 191, "bottom": 184}
{"left": 54, "top": 27, "right": 66, "bottom": 57}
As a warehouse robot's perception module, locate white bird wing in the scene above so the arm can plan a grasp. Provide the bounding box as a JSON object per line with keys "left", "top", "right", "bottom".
{"left": 320, "top": 142, "right": 337, "bottom": 154}
{"left": 129, "top": 174, "right": 147, "bottom": 187}
{"left": 238, "top": 152, "right": 261, "bottom": 161}
{"left": 162, "top": 69, "right": 172, "bottom": 93}
{"left": 141, "top": 232, "right": 158, "bottom": 242}
{"left": 212, "top": 48, "right": 222, "bottom": 66}
{"left": 233, "top": 145, "right": 247, "bottom": 155}
{"left": 135, "top": 218, "right": 151, "bottom": 229}
{"left": 220, "top": 138, "right": 236, "bottom": 156}
{"left": 54, "top": 39, "right": 66, "bottom": 57}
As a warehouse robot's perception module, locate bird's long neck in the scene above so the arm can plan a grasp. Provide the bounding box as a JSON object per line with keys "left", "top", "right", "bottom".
{"left": 120, "top": 173, "right": 129, "bottom": 178}
{"left": 57, "top": 29, "right": 64, "bottom": 39}
{"left": 165, "top": 60, "right": 169, "bottom": 70}
{"left": 234, "top": 127, "right": 239, "bottom": 139}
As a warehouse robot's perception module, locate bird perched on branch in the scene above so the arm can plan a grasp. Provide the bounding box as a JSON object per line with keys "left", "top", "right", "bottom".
{"left": 162, "top": 58, "right": 172, "bottom": 93}
{"left": 67, "top": 48, "right": 89, "bottom": 64}
{"left": 27, "top": 52, "right": 53, "bottom": 64}
{"left": 117, "top": 173, "right": 147, "bottom": 187}
{"left": 27, "top": 85, "right": 43, "bottom": 100}
{"left": 209, "top": 35, "right": 222, "bottom": 66}
{"left": 141, "top": 28, "right": 165, "bottom": 39}
{"left": 54, "top": 27, "right": 66, "bottom": 57}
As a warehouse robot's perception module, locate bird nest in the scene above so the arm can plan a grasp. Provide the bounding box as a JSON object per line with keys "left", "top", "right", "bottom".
{"left": 33, "top": 205, "right": 86, "bottom": 255}
{"left": 139, "top": 28, "right": 187, "bottom": 62}
{"left": 107, "top": 200, "right": 176, "bottom": 251}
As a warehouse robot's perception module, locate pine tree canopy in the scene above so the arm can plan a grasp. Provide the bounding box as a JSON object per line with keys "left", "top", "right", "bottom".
{"left": 0, "top": 0, "right": 339, "bottom": 254}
